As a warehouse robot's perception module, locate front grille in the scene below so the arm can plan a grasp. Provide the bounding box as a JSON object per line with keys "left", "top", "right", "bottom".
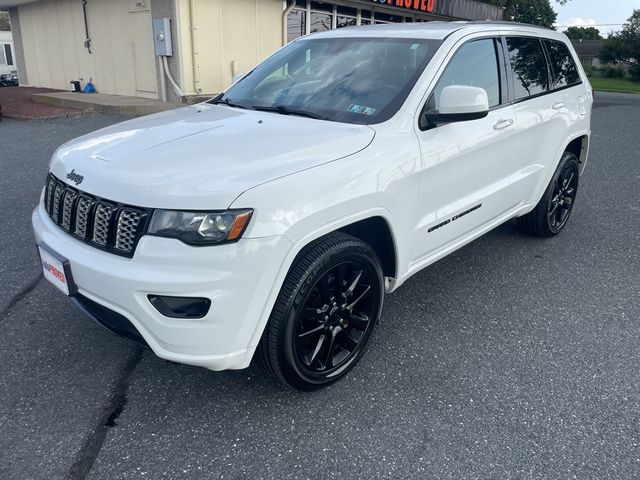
{"left": 43, "top": 174, "right": 151, "bottom": 257}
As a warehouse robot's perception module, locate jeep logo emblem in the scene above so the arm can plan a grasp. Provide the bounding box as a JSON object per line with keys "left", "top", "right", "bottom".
{"left": 66, "top": 169, "right": 84, "bottom": 185}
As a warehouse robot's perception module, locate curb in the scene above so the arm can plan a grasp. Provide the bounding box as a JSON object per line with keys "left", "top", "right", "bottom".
{"left": 2, "top": 109, "right": 93, "bottom": 121}
{"left": 592, "top": 88, "right": 640, "bottom": 95}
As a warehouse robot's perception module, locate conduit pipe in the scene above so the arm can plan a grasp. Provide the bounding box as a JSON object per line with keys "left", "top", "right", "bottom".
{"left": 158, "top": 56, "right": 167, "bottom": 102}
{"left": 163, "top": 56, "right": 184, "bottom": 99}
{"left": 189, "top": 0, "right": 201, "bottom": 93}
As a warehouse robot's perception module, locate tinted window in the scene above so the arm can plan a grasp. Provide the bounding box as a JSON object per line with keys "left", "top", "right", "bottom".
{"left": 506, "top": 37, "right": 549, "bottom": 99}
{"left": 221, "top": 37, "right": 440, "bottom": 125}
{"left": 544, "top": 40, "right": 580, "bottom": 89}
{"left": 429, "top": 39, "right": 500, "bottom": 110}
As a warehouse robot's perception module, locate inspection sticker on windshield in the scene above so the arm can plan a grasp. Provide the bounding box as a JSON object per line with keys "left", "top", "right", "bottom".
{"left": 348, "top": 104, "right": 377, "bottom": 115}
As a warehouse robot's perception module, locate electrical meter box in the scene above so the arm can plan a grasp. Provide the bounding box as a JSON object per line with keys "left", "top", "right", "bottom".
{"left": 153, "top": 18, "right": 173, "bottom": 56}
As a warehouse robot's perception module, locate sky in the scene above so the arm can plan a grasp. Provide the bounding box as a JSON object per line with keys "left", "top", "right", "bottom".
{"left": 553, "top": 0, "right": 638, "bottom": 34}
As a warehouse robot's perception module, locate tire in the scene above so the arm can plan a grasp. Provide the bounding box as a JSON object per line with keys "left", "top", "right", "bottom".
{"left": 518, "top": 151, "right": 580, "bottom": 237}
{"left": 259, "top": 232, "right": 384, "bottom": 391}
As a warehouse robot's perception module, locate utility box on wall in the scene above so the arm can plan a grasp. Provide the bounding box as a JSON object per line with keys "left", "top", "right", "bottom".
{"left": 153, "top": 17, "right": 173, "bottom": 56}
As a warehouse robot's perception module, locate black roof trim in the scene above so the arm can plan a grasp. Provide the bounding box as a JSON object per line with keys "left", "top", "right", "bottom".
{"left": 455, "top": 20, "right": 556, "bottom": 32}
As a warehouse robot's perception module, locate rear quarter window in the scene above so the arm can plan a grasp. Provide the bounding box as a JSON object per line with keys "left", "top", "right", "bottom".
{"left": 543, "top": 40, "right": 581, "bottom": 89}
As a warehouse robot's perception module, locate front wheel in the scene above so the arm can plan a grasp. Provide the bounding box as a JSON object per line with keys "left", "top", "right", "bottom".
{"left": 259, "top": 233, "right": 384, "bottom": 391}
{"left": 518, "top": 151, "right": 580, "bottom": 237}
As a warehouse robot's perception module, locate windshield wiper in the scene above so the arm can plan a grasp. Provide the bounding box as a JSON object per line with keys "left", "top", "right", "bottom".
{"left": 251, "top": 105, "right": 329, "bottom": 121}
{"left": 209, "top": 96, "right": 254, "bottom": 110}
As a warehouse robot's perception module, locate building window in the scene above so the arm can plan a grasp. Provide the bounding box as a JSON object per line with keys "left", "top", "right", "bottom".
{"left": 287, "top": 9, "right": 307, "bottom": 43}
{"left": 310, "top": 11, "right": 332, "bottom": 33}
{"left": 0, "top": 45, "right": 6, "bottom": 66}
{"left": 337, "top": 16, "right": 357, "bottom": 28}
{"left": 336, "top": 5, "right": 357, "bottom": 29}
{"left": 374, "top": 12, "right": 405, "bottom": 24}
{"left": 337, "top": 5, "right": 357, "bottom": 17}
{"left": 4, "top": 44, "right": 13, "bottom": 66}
{"left": 286, "top": 1, "right": 430, "bottom": 42}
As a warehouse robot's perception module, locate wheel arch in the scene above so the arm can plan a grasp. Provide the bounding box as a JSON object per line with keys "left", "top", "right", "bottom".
{"left": 245, "top": 211, "right": 401, "bottom": 349}
{"left": 337, "top": 216, "right": 397, "bottom": 280}
{"left": 525, "top": 131, "right": 590, "bottom": 214}
{"left": 564, "top": 134, "right": 589, "bottom": 173}
{"left": 282, "top": 211, "right": 400, "bottom": 287}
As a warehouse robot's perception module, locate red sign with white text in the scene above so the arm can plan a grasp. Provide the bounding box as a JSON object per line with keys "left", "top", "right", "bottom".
{"left": 372, "top": 0, "right": 437, "bottom": 14}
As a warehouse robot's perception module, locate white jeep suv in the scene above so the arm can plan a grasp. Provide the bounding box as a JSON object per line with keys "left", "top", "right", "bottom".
{"left": 32, "top": 22, "right": 592, "bottom": 390}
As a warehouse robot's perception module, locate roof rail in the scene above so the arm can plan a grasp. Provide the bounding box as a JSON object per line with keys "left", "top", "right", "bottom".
{"left": 454, "top": 20, "right": 556, "bottom": 31}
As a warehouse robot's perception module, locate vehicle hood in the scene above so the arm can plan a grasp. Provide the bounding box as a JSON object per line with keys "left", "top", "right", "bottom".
{"left": 49, "top": 104, "right": 375, "bottom": 209}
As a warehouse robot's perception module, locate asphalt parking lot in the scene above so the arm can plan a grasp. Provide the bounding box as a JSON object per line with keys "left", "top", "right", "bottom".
{"left": 1, "top": 92, "right": 639, "bottom": 479}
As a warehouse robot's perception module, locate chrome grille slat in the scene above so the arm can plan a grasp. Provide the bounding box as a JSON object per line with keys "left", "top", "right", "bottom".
{"left": 51, "top": 182, "right": 65, "bottom": 222}
{"left": 92, "top": 202, "right": 115, "bottom": 246}
{"left": 43, "top": 174, "right": 149, "bottom": 258}
{"left": 45, "top": 176, "right": 56, "bottom": 215}
{"left": 61, "top": 190, "right": 77, "bottom": 231}
{"left": 115, "top": 209, "right": 142, "bottom": 252}
{"left": 74, "top": 195, "right": 94, "bottom": 240}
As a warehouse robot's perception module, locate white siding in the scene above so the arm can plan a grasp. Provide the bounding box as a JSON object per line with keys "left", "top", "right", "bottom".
{"left": 17, "top": 0, "right": 156, "bottom": 96}
{"left": 176, "top": 0, "right": 283, "bottom": 95}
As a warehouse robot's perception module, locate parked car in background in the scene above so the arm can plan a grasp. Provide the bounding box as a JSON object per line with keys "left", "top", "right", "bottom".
{"left": 0, "top": 71, "right": 18, "bottom": 87}
{"left": 32, "top": 22, "right": 592, "bottom": 390}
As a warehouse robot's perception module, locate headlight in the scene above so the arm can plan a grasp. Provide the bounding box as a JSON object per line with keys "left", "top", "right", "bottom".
{"left": 147, "top": 209, "right": 253, "bottom": 245}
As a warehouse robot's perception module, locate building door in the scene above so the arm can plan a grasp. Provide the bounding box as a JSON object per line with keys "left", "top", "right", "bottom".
{"left": 128, "top": 0, "right": 157, "bottom": 98}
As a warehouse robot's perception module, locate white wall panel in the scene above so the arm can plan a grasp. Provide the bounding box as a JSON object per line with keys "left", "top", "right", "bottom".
{"left": 17, "top": 0, "right": 156, "bottom": 97}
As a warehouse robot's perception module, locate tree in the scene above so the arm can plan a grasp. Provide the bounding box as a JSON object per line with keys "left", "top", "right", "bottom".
{"left": 0, "top": 12, "right": 10, "bottom": 31}
{"left": 481, "top": 0, "right": 558, "bottom": 28}
{"left": 564, "top": 27, "right": 603, "bottom": 41}
{"left": 599, "top": 9, "right": 640, "bottom": 81}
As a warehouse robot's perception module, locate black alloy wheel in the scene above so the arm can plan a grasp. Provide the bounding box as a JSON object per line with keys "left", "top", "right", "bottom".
{"left": 293, "top": 260, "right": 377, "bottom": 375}
{"left": 259, "top": 233, "right": 384, "bottom": 390}
{"left": 548, "top": 162, "right": 578, "bottom": 233}
{"left": 518, "top": 151, "right": 580, "bottom": 237}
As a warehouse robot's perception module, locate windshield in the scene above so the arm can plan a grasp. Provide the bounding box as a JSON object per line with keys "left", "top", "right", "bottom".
{"left": 213, "top": 37, "right": 440, "bottom": 124}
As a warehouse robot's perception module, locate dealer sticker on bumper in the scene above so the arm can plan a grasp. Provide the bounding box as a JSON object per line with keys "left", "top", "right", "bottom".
{"left": 38, "top": 244, "right": 75, "bottom": 296}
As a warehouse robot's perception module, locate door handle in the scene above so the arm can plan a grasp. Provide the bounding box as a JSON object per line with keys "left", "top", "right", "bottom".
{"left": 493, "top": 119, "right": 513, "bottom": 131}
{"left": 552, "top": 101, "right": 565, "bottom": 110}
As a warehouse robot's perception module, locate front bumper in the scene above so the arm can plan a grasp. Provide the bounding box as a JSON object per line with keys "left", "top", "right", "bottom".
{"left": 32, "top": 203, "right": 292, "bottom": 370}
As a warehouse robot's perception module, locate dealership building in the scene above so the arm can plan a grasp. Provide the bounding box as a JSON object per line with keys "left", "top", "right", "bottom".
{"left": 1, "top": 0, "right": 502, "bottom": 102}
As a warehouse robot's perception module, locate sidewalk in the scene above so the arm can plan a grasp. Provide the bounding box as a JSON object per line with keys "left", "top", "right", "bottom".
{"left": 32, "top": 91, "right": 181, "bottom": 115}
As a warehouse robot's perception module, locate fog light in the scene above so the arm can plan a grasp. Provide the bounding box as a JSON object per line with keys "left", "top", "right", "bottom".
{"left": 148, "top": 295, "right": 211, "bottom": 319}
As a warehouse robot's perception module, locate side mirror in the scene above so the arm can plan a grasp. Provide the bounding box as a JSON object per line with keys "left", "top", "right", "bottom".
{"left": 423, "top": 85, "right": 490, "bottom": 127}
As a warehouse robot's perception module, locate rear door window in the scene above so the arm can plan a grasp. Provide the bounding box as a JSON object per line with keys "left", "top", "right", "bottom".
{"left": 543, "top": 40, "right": 581, "bottom": 89}
{"left": 506, "top": 37, "right": 549, "bottom": 100}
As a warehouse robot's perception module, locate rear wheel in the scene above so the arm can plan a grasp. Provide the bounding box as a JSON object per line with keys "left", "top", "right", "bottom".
{"left": 518, "top": 151, "right": 580, "bottom": 237}
{"left": 259, "top": 233, "right": 384, "bottom": 391}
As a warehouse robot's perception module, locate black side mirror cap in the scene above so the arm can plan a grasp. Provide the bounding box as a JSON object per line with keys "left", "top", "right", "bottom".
{"left": 422, "top": 109, "right": 489, "bottom": 128}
